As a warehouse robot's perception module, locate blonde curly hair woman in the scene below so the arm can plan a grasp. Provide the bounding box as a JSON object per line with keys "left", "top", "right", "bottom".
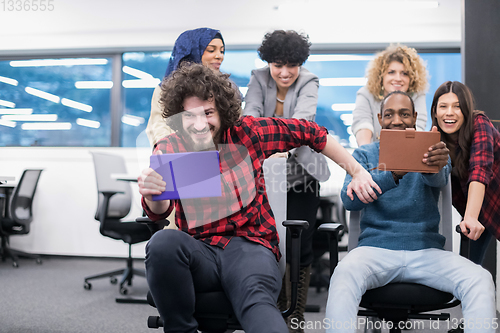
{"left": 352, "top": 44, "right": 428, "bottom": 146}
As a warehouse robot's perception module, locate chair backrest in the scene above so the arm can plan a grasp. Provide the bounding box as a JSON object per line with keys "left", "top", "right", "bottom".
{"left": 10, "top": 169, "right": 43, "bottom": 227}
{"left": 347, "top": 176, "right": 453, "bottom": 252}
{"left": 262, "top": 158, "right": 287, "bottom": 275}
{"left": 91, "top": 152, "right": 132, "bottom": 220}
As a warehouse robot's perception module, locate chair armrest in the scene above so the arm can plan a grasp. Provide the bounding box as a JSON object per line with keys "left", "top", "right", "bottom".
{"left": 281, "top": 220, "right": 308, "bottom": 318}
{"left": 318, "top": 223, "right": 345, "bottom": 277}
{"left": 96, "top": 191, "right": 125, "bottom": 223}
{"left": 455, "top": 225, "right": 471, "bottom": 259}
{"left": 282, "top": 220, "right": 309, "bottom": 283}
{"left": 136, "top": 216, "right": 170, "bottom": 235}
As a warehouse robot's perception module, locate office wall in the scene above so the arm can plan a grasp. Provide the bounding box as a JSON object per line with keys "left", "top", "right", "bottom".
{"left": 3, "top": 147, "right": 149, "bottom": 258}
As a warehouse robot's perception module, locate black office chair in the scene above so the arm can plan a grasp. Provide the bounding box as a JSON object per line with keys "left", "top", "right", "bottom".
{"left": 83, "top": 152, "right": 151, "bottom": 296}
{"left": 319, "top": 179, "right": 467, "bottom": 333}
{"left": 140, "top": 158, "right": 308, "bottom": 332}
{"left": 0, "top": 169, "right": 43, "bottom": 268}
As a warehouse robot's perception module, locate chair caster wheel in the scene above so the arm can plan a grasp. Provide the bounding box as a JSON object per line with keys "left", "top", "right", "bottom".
{"left": 36, "top": 258, "right": 42, "bottom": 264}
{"left": 12, "top": 262, "right": 19, "bottom": 268}
{"left": 148, "top": 316, "right": 162, "bottom": 329}
{"left": 84, "top": 282, "right": 92, "bottom": 290}
{"left": 120, "top": 287, "right": 128, "bottom": 295}
{"left": 110, "top": 277, "right": 118, "bottom": 284}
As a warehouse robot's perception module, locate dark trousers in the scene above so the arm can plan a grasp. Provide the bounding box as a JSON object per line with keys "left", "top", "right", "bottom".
{"left": 286, "top": 179, "right": 320, "bottom": 267}
{"left": 145, "top": 229, "right": 288, "bottom": 333}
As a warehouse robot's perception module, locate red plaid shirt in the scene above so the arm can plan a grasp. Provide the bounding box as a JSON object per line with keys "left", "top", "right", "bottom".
{"left": 451, "top": 113, "right": 500, "bottom": 240}
{"left": 142, "top": 116, "right": 328, "bottom": 260}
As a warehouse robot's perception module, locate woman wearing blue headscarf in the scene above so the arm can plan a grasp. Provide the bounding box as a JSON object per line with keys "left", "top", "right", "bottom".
{"left": 146, "top": 28, "right": 225, "bottom": 146}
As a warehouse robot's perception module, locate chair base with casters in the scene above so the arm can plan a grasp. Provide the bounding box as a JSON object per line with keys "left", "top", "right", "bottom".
{"left": 139, "top": 219, "right": 309, "bottom": 332}
{"left": 83, "top": 243, "right": 146, "bottom": 296}
{"left": 319, "top": 223, "right": 469, "bottom": 333}
{"left": 0, "top": 233, "right": 42, "bottom": 268}
{"left": 83, "top": 189, "right": 151, "bottom": 303}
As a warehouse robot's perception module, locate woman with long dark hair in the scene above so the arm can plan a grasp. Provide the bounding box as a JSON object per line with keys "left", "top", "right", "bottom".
{"left": 431, "top": 81, "right": 500, "bottom": 264}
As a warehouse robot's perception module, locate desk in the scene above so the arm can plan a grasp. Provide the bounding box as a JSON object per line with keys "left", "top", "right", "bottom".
{"left": 0, "top": 176, "right": 15, "bottom": 185}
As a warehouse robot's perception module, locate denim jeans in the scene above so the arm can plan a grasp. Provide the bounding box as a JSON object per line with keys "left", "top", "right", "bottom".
{"left": 325, "top": 246, "right": 496, "bottom": 333}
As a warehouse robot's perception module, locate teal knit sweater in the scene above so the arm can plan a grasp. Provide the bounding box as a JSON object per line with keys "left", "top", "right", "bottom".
{"left": 341, "top": 142, "right": 451, "bottom": 251}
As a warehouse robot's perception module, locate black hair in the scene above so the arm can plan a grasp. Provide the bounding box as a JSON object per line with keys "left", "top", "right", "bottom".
{"left": 430, "top": 81, "right": 482, "bottom": 179}
{"left": 380, "top": 90, "right": 415, "bottom": 115}
{"left": 257, "top": 30, "right": 311, "bottom": 65}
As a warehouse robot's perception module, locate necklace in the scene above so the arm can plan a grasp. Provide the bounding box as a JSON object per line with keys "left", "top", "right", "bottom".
{"left": 276, "top": 97, "right": 285, "bottom": 103}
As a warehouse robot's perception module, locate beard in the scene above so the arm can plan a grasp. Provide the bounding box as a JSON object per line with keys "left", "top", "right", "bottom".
{"left": 179, "top": 125, "right": 221, "bottom": 152}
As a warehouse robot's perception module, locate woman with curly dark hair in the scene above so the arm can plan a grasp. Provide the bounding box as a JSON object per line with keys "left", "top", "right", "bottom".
{"left": 431, "top": 81, "right": 500, "bottom": 265}
{"left": 244, "top": 30, "right": 329, "bottom": 333}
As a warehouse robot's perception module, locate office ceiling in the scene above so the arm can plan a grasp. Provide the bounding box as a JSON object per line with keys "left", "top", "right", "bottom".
{"left": 0, "top": 0, "right": 461, "bottom": 55}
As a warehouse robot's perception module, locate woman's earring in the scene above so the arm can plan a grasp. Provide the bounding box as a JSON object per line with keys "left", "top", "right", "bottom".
{"left": 378, "top": 86, "right": 385, "bottom": 100}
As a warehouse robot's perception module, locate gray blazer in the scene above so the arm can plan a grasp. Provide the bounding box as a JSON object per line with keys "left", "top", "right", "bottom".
{"left": 243, "top": 66, "right": 330, "bottom": 183}
{"left": 244, "top": 66, "right": 319, "bottom": 120}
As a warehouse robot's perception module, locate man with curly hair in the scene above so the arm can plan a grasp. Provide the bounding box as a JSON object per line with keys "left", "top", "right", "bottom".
{"left": 138, "top": 63, "right": 381, "bottom": 333}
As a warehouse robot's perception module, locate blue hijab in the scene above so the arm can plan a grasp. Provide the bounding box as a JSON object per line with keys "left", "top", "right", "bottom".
{"left": 164, "top": 27, "right": 223, "bottom": 78}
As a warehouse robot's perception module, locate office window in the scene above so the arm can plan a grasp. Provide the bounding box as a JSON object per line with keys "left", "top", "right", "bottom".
{"left": 121, "top": 52, "right": 171, "bottom": 148}
{"left": 305, "top": 53, "right": 462, "bottom": 146}
{"left": 0, "top": 57, "right": 113, "bottom": 147}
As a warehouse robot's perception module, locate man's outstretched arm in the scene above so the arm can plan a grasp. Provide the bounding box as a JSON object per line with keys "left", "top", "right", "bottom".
{"left": 321, "top": 135, "right": 381, "bottom": 204}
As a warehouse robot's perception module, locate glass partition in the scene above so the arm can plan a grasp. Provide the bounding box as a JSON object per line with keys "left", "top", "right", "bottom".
{"left": 122, "top": 50, "right": 461, "bottom": 148}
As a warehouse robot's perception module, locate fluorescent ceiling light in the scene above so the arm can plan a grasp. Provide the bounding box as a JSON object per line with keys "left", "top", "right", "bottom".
{"left": 61, "top": 98, "right": 93, "bottom": 112}
{"left": 0, "top": 76, "right": 19, "bottom": 86}
{"left": 76, "top": 118, "right": 101, "bottom": 129}
{"left": 1, "top": 114, "right": 57, "bottom": 121}
{"left": 340, "top": 114, "right": 353, "bottom": 126}
{"left": 121, "top": 114, "right": 145, "bottom": 126}
{"left": 331, "top": 103, "right": 356, "bottom": 111}
{"left": 25, "top": 87, "right": 61, "bottom": 103}
{"left": 319, "top": 78, "right": 367, "bottom": 86}
{"left": 122, "top": 79, "right": 161, "bottom": 88}
{"left": 308, "top": 55, "right": 374, "bottom": 62}
{"left": 22, "top": 122, "right": 72, "bottom": 130}
{"left": 122, "top": 66, "right": 155, "bottom": 79}
{"left": 10, "top": 58, "right": 108, "bottom": 67}
{"left": 0, "top": 108, "right": 33, "bottom": 115}
{"left": 75, "top": 81, "right": 113, "bottom": 89}
{"left": 0, "top": 119, "right": 16, "bottom": 128}
{"left": 0, "top": 100, "right": 16, "bottom": 108}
